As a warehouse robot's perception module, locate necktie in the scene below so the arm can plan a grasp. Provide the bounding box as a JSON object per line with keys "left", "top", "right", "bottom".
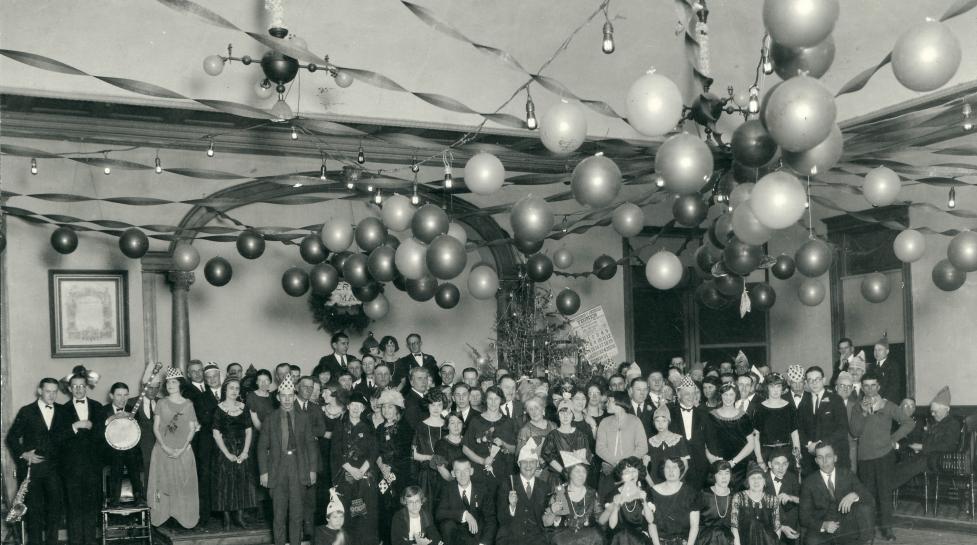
{"left": 115, "top": 407, "right": 122, "bottom": 414}
{"left": 827, "top": 475, "right": 835, "bottom": 498}
{"left": 814, "top": 394, "right": 821, "bottom": 414}
{"left": 286, "top": 411, "right": 297, "bottom": 451}
{"left": 682, "top": 407, "right": 693, "bottom": 413}
{"left": 341, "top": 355, "right": 346, "bottom": 368}
{"left": 525, "top": 480, "right": 533, "bottom": 498}
{"left": 462, "top": 490, "right": 470, "bottom": 508}
{"left": 503, "top": 404, "right": 510, "bottom": 417}
{"left": 198, "top": 383, "right": 205, "bottom": 392}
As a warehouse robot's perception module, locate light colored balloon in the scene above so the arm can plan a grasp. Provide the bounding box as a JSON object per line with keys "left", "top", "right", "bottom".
{"left": 394, "top": 237, "right": 428, "bottom": 280}
{"left": 797, "top": 278, "right": 826, "bottom": 306}
{"left": 510, "top": 195, "right": 554, "bottom": 242}
{"left": 893, "top": 229, "right": 926, "bottom": 263}
{"left": 464, "top": 152, "right": 506, "bottom": 195}
{"left": 447, "top": 222, "right": 468, "bottom": 245}
{"left": 553, "top": 248, "right": 574, "bottom": 269}
{"left": 655, "top": 133, "right": 714, "bottom": 195}
{"left": 625, "top": 72, "right": 684, "bottom": 136}
{"left": 862, "top": 166, "right": 901, "bottom": 207}
{"left": 732, "top": 203, "right": 773, "bottom": 245}
{"left": 948, "top": 230, "right": 977, "bottom": 272}
{"left": 539, "top": 101, "right": 587, "bottom": 155}
{"left": 784, "top": 123, "right": 843, "bottom": 176}
{"left": 645, "top": 251, "right": 684, "bottom": 290}
{"left": 468, "top": 264, "right": 499, "bottom": 300}
{"left": 612, "top": 203, "right": 644, "bottom": 238}
{"left": 729, "top": 183, "right": 755, "bottom": 209}
{"left": 571, "top": 154, "right": 622, "bottom": 208}
{"left": 763, "top": 0, "right": 839, "bottom": 48}
{"left": 172, "top": 242, "right": 200, "bottom": 271}
{"left": 320, "top": 218, "right": 354, "bottom": 252}
{"left": 892, "top": 21, "right": 962, "bottom": 92}
{"left": 381, "top": 194, "right": 416, "bottom": 232}
{"left": 763, "top": 75, "right": 836, "bottom": 152}
{"left": 750, "top": 171, "right": 807, "bottom": 229}
{"left": 363, "top": 293, "right": 390, "bottom": 320}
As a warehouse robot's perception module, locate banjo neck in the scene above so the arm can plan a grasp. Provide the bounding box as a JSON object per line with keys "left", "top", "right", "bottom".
{"left": 128, "top": 362, "right": 164, "bottom": 418}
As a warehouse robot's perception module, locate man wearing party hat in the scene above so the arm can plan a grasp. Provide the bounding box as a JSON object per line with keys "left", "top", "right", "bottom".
{"left": 315, "top": 487, "right": 350, "bottom": 545}
{"left": 891, "top": 386, "right": 962, "bottom": 489}
{"left": 496, "top": 438, "right": 551, "bottom": 545}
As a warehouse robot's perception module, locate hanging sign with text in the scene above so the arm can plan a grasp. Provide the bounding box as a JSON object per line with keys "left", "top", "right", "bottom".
{"left": 569, "top": 306, "right": 618, "bottom": 364}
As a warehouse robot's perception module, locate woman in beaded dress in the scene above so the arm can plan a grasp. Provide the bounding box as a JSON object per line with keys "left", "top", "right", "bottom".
{"left": 545, "top": 457, "right": 604, "bottom": 545}
{"left": 696, "top": 461, "right": 734, "bottom": 545}
{"left": 729, "top": 463, "right": 780, "bottom": 545}
{"left": 331, "top": 392, "right": 379, "bottom": 545}
{"left": 211, "top": 378, "right": 256, "bottom": 529}
{"left": 599, "top": 457, "right": 655, "bottom": 545}
{"left": 705, "top": 384, "right": 756, "bottom": 490}
{"left": 376, "top": 389, "right": 413, "bottom": 545}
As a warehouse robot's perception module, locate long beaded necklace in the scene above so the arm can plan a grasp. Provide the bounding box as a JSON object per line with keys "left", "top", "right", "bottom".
{"left": 713, "top": 488, "right": 730, "bottom": 518}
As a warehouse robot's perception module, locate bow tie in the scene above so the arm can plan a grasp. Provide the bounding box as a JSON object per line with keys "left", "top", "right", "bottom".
{"left": 75, "top": 400, "right": 85, "bottom": 404}
{"left": 774, "top": 477, "right": 783, "bottom": 483}
{"left": 681, "top": 407, "right": 694, "bottom": 413}
{"left": 44, "top": 405, "right": 53, "bottom": 410}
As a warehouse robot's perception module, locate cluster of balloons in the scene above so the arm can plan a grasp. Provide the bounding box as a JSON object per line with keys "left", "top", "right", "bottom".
{"left": 935, "top": 230, "right": 977, "bottom": 291}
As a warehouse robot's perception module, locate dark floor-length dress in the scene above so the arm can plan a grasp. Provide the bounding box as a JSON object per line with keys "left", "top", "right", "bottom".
{"left": 377, "top": 418, "right": 413, "bottom": 545}
{"left": 413, "top": 420, "right": 444, "bottom": 501}
{"left": 750, "top": 402, "right": 797, "bottom": 462}
{"left": 696, "top": 490, "right": 733, "bottom": 545}
{"left": 730, "top": 491, "right": 780, "bottom": 545}
{"left": 705, "top": 411, "right": 753, "bottom": 488}
{"left": 331, "top": 416, "right": 379, "bottom": 545}
{"left": 211, "top": 404, "right": 257, "bottom": 511}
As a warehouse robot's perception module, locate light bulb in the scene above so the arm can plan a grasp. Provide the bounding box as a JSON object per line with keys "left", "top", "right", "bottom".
{"left": 347, "top": 181, "right": 355, "bottom": 190}
{"left": 444, "top": 169, "right": 453, "bottom": 189}
{"left": 207, "top": 141, "right": 215, "bottom": 157}
{"left": 948, "top": 187, "right": 956, "bottom": 209}
{"left": 374, "top": 191, "right": 382, "bottom": 204}
{"left": 155, "top": 157, "right": 162, "bottom": 174}
{"left": 804, "top": 201, "right": 810, "bottom": 209}
{"left": 30, "top": 158, "right": 37, "bottom": 175}
{"left": 655, "top": 175, "right": 665, "bottom": 188}
{"left": 366, "top": 184, "right": 374, "bottom": 193}
{"left": 601, "top": 21, "right": 615, "bottom": 54}
{"left": 291, "top": 126, "right": 298, "bottom": 140}
{"left": 525, "top": 97, "right": 538, "bottom": 130}
{"left": 357, "top": 147, "right": 366, "bottom": 164}
{"left": 320, "top": 164, "right": 327, "bottom": 180}
{"left": 293, "top": 182, "right": 303, "bottom": 188}
{"left": 271, "top": 99, "right": 293, "bottom": 122}
{"left": 411, "top": 192, "right": 420, "bottom": 205}
{"left": 255, "top": 79, "right": 275, "bottom": 100}
{"left": 762, "top": 60, "right": 774, "bottom": 75}
{"left": 747, "top": 86, "right": 760, "bottom": 114}
{"left": 963, "top": 104, "right": 974, "bottom": 131}
{"left": 104, "top": 166, "right": 111, "bottom": 175}
{"left": 411, "top": 162, "right": 420, "bottom": 173}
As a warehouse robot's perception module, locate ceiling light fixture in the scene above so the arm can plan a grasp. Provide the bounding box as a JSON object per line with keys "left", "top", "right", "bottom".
{"left": 357, "top": 145, "right": 366, "bottom": 164}
{"left": 963, "top": 103, "right": 974, "bottom": 131}
{"left": 154, "top": 152, "right": 163, "bottom": 174}
{"left": 948, "top": 187, "right": 956, "bottom": 209}
{"left": 525, "top": 90, "right": 538, "bottom": 130}
{"left": 207, "top": 140, "right": 215, "bottom": 157}
{"left": 30, "top": 157, "right": 37, "bottom": 175}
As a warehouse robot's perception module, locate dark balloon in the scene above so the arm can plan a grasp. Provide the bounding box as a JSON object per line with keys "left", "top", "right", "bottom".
{"left": 355, "top": 217, "right": 388, "bottom": 253}
{"left": 330, "top": 251, "right": 352, "bottom": 273}
{"left": 932, "top": 258, "right": 967, "bottom": 291}
{"left": 310, "top": 263, "right": 340, "bottom": 295}
{"left": 407, "top": 275, "right": 438, "bottom": 302}
{"left": 695, "top": 244, "right": 722, "bottom": 275}
{"left": 353, "top": 282, "right": 381, "bottom": 302}
{"left": 282, "top": 267, "right": 310, "bottom": 297}
{"left": 411, "top": 204, "right": 449, "bottom": 244}
{"left": 723, "top": 238, "right": 763, "bottom": 276}
{"left": 526, "top": 253, "right": 554, "bottom": 282}
{"left": 299, "top": 235, "right": 328, "bottom": 264}
{"left": 672, "top": 195, "right": 708, "bottom": 227}
{"left": 236, "top": 230, "right": 266, "bottom": 260}
{"left": 435, "top": 282, "right": 461, "bottom": 309}
{"left": 426, "top": 235, "right": 467, "bottom": 280}
{"left": 696, "top": 282, "right": 727, "bottom": 310}
{"left": 515, "top": 238, "right": 544, "bottom": 255}
{"left": 367, "top": 245, "right": 397, "bottom": 282}
{"left": 51, "top": 226, "right": 78, "bottom": 254}
{"left": 715, "top": 274, "right": 745, "bottom": 297}
{"left": 392, "top": 273, "right": 408, "bottom": 292}
{"left": 384, "top": 234, "right": 401, "bottom": 250}
{"left": 795, "top": 238, "right": 833, "bottom": 277}
{"left": 709, "top": 214, "right": 734, "bottom": 249}
{"left": 860, "top": 272, "right": 891, "bottom": 303}
{"left": 592, "top": 254, "right": 618, "bottom": 280}
{"left": 342, "top": 253, "right": 372, "bottom": 288}
{"left": 119, "top": 228, "right": 149, "bottom": 259}
{"left": 204, "top": 257, "right": 233, "bottom": 286}
{"left": 771, "top": 254, "right": 796, "bottom": 280}
{"left": 731, "top": 120, "right": 778, "bottom": 168}
{"left": 749, "top": 282, "right": 777, "bottom": 311}
{"left": 556, "top": 288, "right": 581, "bottom": 316}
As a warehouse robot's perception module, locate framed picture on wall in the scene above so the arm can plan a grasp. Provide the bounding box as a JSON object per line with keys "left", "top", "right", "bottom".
{"left": 49, "top": 270, "right": 130, "bottom": 358}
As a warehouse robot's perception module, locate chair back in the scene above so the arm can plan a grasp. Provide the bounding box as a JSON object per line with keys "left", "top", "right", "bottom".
{"left": 937, "top": 425, "right": 975, "bottom": 476}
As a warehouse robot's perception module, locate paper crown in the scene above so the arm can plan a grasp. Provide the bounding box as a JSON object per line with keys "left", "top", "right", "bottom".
{"left": 835, "top": 371, "right": 854, "bottom": 385}
{"left": 326, "top": 487, "right": 344, "bottom": 516}
{"left": 848, "top": 351, "right": 867, "bottom": 370}
{"left": 518, "top": 437, "right": 540, "bottom": 462}
{"left": 624, "top": 362, "right": 642, "bottom": 381}
{"left": 786, "top": 365, "right": 805, "bottom": 383}
{"left": 734, "top": 350, "right": 749, "bottom": 366}
{"left": 677, "top": 374, "right": 697, "bottom": 392}
{"left": 203, "top": 362, "right": 221, "bottom": 374}
{"left": 278, "top": 374, "right": 296, "bottom": 395}
{"left": 559, "top": 448, "right": 589, "bottom": 468}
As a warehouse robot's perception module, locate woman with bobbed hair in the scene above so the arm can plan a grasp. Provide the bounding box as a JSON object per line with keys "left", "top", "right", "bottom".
{"left": 750, "top": 373, "right": 800, "bottom": 471}
{"left": 697, "top": 461, "right": 734, "bottom": 545}
{"left": 649, "top": 457, "right": 701, "bottom": 545}
{"left": 462, "top": 385, "right": 516, "bottom": 488}
{"left": 598, "top": 457, "right": 654, "bottom": 545}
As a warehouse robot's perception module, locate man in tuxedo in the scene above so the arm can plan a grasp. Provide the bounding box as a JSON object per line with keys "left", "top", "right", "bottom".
{"left": 461, "top": 367, "right": 480, "bottom": 390}
{"left": 498, "top": 375, "right": 524, "bottom": 424}
{"left": 496, "top": 440, "right": 551, "bottom": 545}
{"left": 625, "top": 377, "right": 654, "bottom": 437}
{"left": 786, "top": 365, "right": 808, "bottom": 410}
{"left": 798, "top": 366, "right": 850, "bottom": 477}
{"left": 834, "top": 372, "right": 860, "bottom": 472}
{"left": 764, "top": 451, "right": 801, "bottom": 543}
{"left": 352, "top": 355, "right": 380, "bottom": 398}
{"left": 404, "top": 367, "right": 431, "bottom": 430}
{"left": 296, "top": 376, "right": 327, "bottom": 535}
{"left": 892, "top": 386, "right": 962, "bottom": 488}
{"left": 647, "top": 371, "right": 667, "bottom": 409}
{"left": 440, "top": 363, "right": 457, "bottom": 390}
{"left": 847, "top": 357, "right": 866, "bottom": 399}
{"left": 185, "top": 359, "right": 206, "bottom": 398}
{"left": 61, "top": 373, "right": 105, "bottom": 545}
{"left": 395, "top": 333, "right": 441, "bottom": 388}
{"left": 193, "top": 363, "right": 222, "bottom": 526}
{"left": 669, "top": 376, "right": 709, "bottom": 489}
{"left": 800, "top": 442, "right": 874, "bottom": 545}
{"left": 870, "top": 338, "right": 904, "bottom": 403}
{"left": 101, "top": 382, "right": 146, "bottom": 506}
{"left": 451, "top": 383, "right": 480, "bottom": 429}
{"left": 735, "top": 373, "right": 758, "bottom": 415}
{"left": 6, "top": 378, "right": 69, "bottom": 545}
{"left": 831, "top": 338, "right": 855, "bottom": 388}
{"left": 436, "top": 457, "right": 497, "bottom": 545}
{"left": 315, "top": 332, "right": 356, "bottom": 378}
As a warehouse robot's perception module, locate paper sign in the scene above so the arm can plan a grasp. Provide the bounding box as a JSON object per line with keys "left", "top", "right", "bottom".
{"left": 569, "top": 305, "right": 618, "bottom": 364}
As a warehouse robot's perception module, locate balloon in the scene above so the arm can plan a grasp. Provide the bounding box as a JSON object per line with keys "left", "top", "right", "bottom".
{"left": 310, "top": 263, "right": 340, "bottom": 295}
{"left": 435, "top": 283, "right": 461, "bottom": 309}
{"left": 330, "top": 251, "right": 352, "bottom": 273}
{"left": 464, "top": 152, "right": 506, "bottom": 195}
{"left": 795, "top": 238, "right": 833, "bottom": 277}
{"left": 797, "top": 278, "right": 826, "bottom": 306}
{"left": 655, "top": 133, "right": 714, "bottom": 195}
{"left": 384, "top": 234, "right": 401, "bottom": 250}
{"left": 771, "top": 254, "right": 797, "bottom": 280}
{"left": 426, "top": 235, "right": 467, "bottom": 280}
{"left": 749, "top": 283, "right": 777, "bottom": 311}
{"left": 948, "top": 231, "right": 977, "bottom": 272}
{"left": 236, "top": 230, "right": 266, "bottom": 259}
{"left": 51, "top": 227, "right": 78, "bottom": 254}
{"left": 784, "top": 123, "right": 843, "bottom": 176}
{"left": 526, "top": 253, "right": 554, "bottom": 282}
{"left": 571, "top": 154, "right": 622, "bottom": 208}
{"left": 202, "top": 55, "right": 224, "bottom": 76}
{"left": 862, "top": 166, "right": 901, "bottom": 207}
{"left": 762, "top": 0, "right": 839, "bottom": 48}
{"left": 511, "top": 195, "right": 554, "bottom": 242}
{"left": 367, "top": 245, "right": 397, "bottom": 282}
{"left": 515, "top": 238, "right": 544, "bottom": 255}
{"left": 763, "top": 75, "right": 836, "bottom": 152}
{"left": 411, "top": 204, "right": 449, "bottom": 244}
{"left": 172, "top": 242, "right": 200, "bottom": 271}
{"left": 407, "top": 275, "right": 438, "bottom": 302}
{"left": 771, "top": 36, "right": 836, "bottom": 79}
{"left": 593, "top": 255, "right": 618, "bottom": 280}
{"left": 731, "top": 120, "right": 778, "bottom": 168}
{"left": 861, "top": 272, "right": 891, "bottom": 303}
{"left": 539, "top": 101, "right": 587, "bottom": 155}
{"left": 553, "top": 248, "right": 574, "bottom": 269}
{"left": 342, "top": 253, "right": 372, "bottom": 287}
{"left": 732, "top": 200, "right": 773, "bottom": 245}
{"left": 758, "top": 81, "right": 784, "bottom": 129}
{"left": 392, "top": 273, "right": 408, "bottom": 292}
{"left": 729, "top": 183, "right": 755, "bottom": 209}
{"left": 645, "top": 251, "right": 684, "bottom": 290}
{"left": 447, "top": 222, "right": 468, "bottom": 245}
{"left": 282, "top": 267, "right": 310, "bottom": 297}
{"left": 932, "top": 259, "right": 967, "bottom": 291}
{"left": 750, "top": 171, "right": 807, "bottom": 230}
{"left": 468, "top": 265, "right": 499, "bottom": 300}
{"left": 672, "top": 195, "right": 708, "bottom": 227}
{"left": 723, "top": 238, "right": 764, "bottom": 276}
{"left": 695, "top": 244, "right": 722, "bottom": 275}
{"left": 355, "top": 217, "right": 388, "bottom": 253}
{"left": 732, "top": 158, "right": 778, "bottom": 184}
{"left": 363, "top": 293, "right": 390, "bottom": 320}
{"left": 709, "top": 214, "right": 734, "bottom": 249}
{"left": 204, "top": 257, "right": 232, "bottom": 287}
{"left": 893, "top": 229, "right": 926, "bottom": 263}
{"left": 892, "top": 21, "right": 962, "bottom": 92}
{"left": 299, "top": 235, "right": 328, "bottom": 264}
{"left": 395, "top": 238, "right": 428, "bottom": 280}
{"left": 321, "top": 218, "right": 353, "bottom": 252}
{"left": 119, "top": 228, "right": 149, "bottom": 259}
{"left": 555, "top": 288, "right": 581, "bottom": 315}
{"left": 353, "top": 282, "right": 381, "bottom": 302}
{"left": 716, "top": 274, "right": 745, "bottom": 297}
{"left": 612, "top": 203, "right": 644, "bottom": 237}
{"left": 696, "top": 282, "right": 727, "bottom": 309}
{"left": 625, "top": 72, "right": 684, "bottom": 136}
{"left": 381, "top": 194, "right": 415, "bottom": 232}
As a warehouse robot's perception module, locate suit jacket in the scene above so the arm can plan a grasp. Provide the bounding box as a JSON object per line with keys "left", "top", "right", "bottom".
{"left": 316, "top": 353, "right": 358, "bottom": 379}
{"left": 99, "top": 402, "right": 142, "bottom": 457}
{"left": 353, "top": 376, "right": 381, "bottom": 399}
{"left": 456, "top": 407, "right": 481, "bottom": 430}
{"left": 497, "top": 475, "right": 551, "bottom": 543}
{"left": 6, "top": 401, "right": 70, "bottom": 479}
{"left": 870, "top": 357, "right": 905, "bottom": 403}
{"left": 435, "top": 481, "right": 497, "bottom": 545}
{"left": 60, "top": 397, "right": 105, "bottom": 474}
{"left": 625, "top": 401, "right": 655, "bottom": 438}
{"left": 405, "top": 388, "right": 427, "bottom": 430}
{"left": 800, "top": 467, "right": 871, "bottom": 531}
{"left": 192, "top": 386, "right": 220, "bottom": 459}
{"left": 830, "top": 357, "right": 851, "bottom": 388}
{"left": 296, "top": 399, "right": 327, "bottom": 471}
{"left": 797, "top": 390, "right": 849, "bottom": 457}
{"left": 391, "top": 508, "right": 443, "bottom": 545}
{"left": 395, "top": 353, "right": 441, "bottom": 387}
{"left": 764, "top": 470, "right": 801, "bottom": 529}
{"left": 842, "top": 396, "right": 860, "bottom": 468}
{"left": 920, "top": 416, "right": 962, "bottom": 466}
{"left": 257, "top": 408, "right": 320, "bottom": 487}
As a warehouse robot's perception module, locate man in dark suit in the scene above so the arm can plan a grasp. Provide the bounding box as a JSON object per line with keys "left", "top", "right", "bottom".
{"left": 257, "top": 375, "right": 320, "bottom": 545}
{"left": 892, "top": 386, "right": 962, "bottom": 489}
{"left": 395, "top": 333, "right": 441, "bottom": 388}
{"left": 669, "top": 376, "right": 709, "bottom": 489}
{"left": 192, "top": 363, "right": 222, "bottom": 526}
{"left": 625, "top": 377, "right": 655, "bottom": 437}
{"left": 800, "top": 442, "right": 874, "bottom": 545}
{"left": 764, "top": 451, "right": 802, "bottom": 543}
{"left": 497, "top": 375, "right": 525, "bottom": 425}
{"left": 496, "top": 442, "right": 551, "bottom": 545}
{"left": 870, "top": 338, "right": 904, "bottom": 403}
{"left": 798, "top": 366, "right": 850, "bottom": 477}
{"left": 100, "top": 382, "right": 146, "bottom": 506}
{"left": 352, "top": 354, "right": 380, "bottom": 398}
{"left": 436, "top": 457, "right": 497, "bottom": 545}
{"left": 61, "top": 373, "right": 105, "bottom": 545}
{"left": 314, "top": 332, "right": 357, "bottom": 379}
{"left": 404, "top": 367, "right": 431, "bottom": 430}
{"left": 6, "top": 378, "right": 69, "bottom": 545}
{"left": 647, "top": 371, "right": 667, "bottom": 410}
{"left": 834, "top": 372, "right": 860, "bottom": 471}
{"left": 295, "top": 376, "right": 326, "bottom": 535}
{"left": 786, "top": 365, "right": 809, "bottom": 411}
{"left": 451, "top": 383, "right": 480, "bottom": 430}
{"left": 831, "top": 338, "right": 855, "bottom": 388}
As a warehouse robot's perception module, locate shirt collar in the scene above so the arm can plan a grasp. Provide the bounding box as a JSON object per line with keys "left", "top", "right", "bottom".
{"left": 37, "top": 399, "right": 53, "bottom": 410}
{"left": 820, "top": 469, "right": 835, "bottom": 482}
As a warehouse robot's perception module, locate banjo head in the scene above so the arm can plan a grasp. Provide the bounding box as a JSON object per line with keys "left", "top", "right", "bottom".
{"left": 105, "top": 418, "right": 141, "bottom": 450}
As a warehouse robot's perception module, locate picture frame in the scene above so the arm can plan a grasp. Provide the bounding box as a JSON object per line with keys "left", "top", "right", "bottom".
{"left": 49, "top": 270, "right": 130, "bottom": 358}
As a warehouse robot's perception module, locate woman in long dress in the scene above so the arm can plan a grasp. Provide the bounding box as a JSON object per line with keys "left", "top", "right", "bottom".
{"left": 412, "top": 390, "right": 446, "bottom": 502}
{"left": 433, "top": 412, "right": 466, "bottom": 484}
{"left": 331, "top": 392, "right": 379, "bottom": 545}
{"left": 649, "top": 458, "right": 701, "bottom": 545}
{"left": 462, "top": 386, "right": 516, "bottom": 492}
{"left": 750, "top": 373, "right": 800, "bottom": 472}
{"left": 645, "top": 406, "right": 690, "bottom": 486}
{"left": 696, "top": 461, "right": 734, "bottom": 545}
{"left": 545, "top": 458, "right": 604, "bottom": 545}
{"left": 599, "top": 457, "right": 655, "bottom": 545}
{"left": 730, "top": 464, "right": 780, "bottom": 545}
{"left": 211, "top": 378, "right": 256, "bottom": 529}
{"left": 318, "top": 383, "right": 346, "bottom": 526}
{"left": 705, "top": 384, "right": 756, "bottom": 490}
{"left": 147, "top": 368, "right": 199, "bottom": 528}
{"left": 376, "top": 389, "right": 413, "bottom": 545}
{"left": 543, "top": 399, "right": 593, "bottom": 486}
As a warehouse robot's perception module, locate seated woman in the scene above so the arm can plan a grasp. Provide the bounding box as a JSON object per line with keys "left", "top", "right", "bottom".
{"left": 730, "top": 463, "right": 780, "bottom": 545}
{"left": 315, "top": 488, "right": 351, "bottom": 545}
{"left": 544, "top": 452, "right": 604, "bottom": 545}
{"left": 645, "top": 406, "right": 689, "bottom": 486}
{"left": 649, "top": 457, "right": 701, "bottom": 545}
{"left": 697, "top": 461, "right": 734, "bottom": 545}
{"left": 391, "top": 486, "right": 443, "bottom": 545}
{"left": 599, "top": 457, "right": 655, "bottom": 545}
{"left": 433, "top": 413, "right": 466, "bottom": 484}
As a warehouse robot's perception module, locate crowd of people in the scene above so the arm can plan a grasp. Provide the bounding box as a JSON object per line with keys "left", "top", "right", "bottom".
{"left": 6, "top": 333, "right": 964, "bottom": 545}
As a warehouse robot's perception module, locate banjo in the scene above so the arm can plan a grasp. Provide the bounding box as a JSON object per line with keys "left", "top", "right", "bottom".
{"left": 105, "top": 362, "right": 163, "bottom": 450}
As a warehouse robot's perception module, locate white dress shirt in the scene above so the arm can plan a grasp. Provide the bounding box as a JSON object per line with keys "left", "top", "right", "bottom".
{"left": 37, "top": 400, "right": 54, "bottom": 429}
{"left": 408, "top": 514, "right": 423, "bottom": 539}
{"left": 458, "top": 483, "right": 474, "bottom": 522}
{"left": 679, "top": 405, "right": 694, "bottom": 440}
{"left": 821, "top": 469, "right": 835, "bottom": 495}
{"left": 73, "top": 397, "right": 89, "bottom": 421}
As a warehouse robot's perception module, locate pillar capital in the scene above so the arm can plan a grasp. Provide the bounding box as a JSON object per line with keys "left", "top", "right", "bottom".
{"left": 167, "top": 271, "right": 195, "bottom": 291}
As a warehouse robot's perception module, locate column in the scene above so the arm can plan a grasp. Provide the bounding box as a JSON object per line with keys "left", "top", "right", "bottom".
{"left": 167, "top": 271, "right": 194, "bottom": 370}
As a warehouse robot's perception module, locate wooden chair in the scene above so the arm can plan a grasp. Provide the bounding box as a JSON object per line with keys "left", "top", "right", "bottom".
{"left": 933, "top": 414, "right": 977, "bottom": 519}
{"left": 893, "top": 471, "right": 929, "bottom": 515}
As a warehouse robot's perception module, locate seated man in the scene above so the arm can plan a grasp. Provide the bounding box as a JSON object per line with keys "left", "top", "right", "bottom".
{"left": 800, "top": 442, "right": 874, "bottom": 545}
{"left": 891, "top": 386, "right": 961, "bottom": 489}
{"left": 435, "top": 457, "right": 496, "bottom": 545}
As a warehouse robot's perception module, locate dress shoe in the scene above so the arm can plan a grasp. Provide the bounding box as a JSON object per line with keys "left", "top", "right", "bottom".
{"left": 880, "top": 528, "right": 896, "bottom": 541}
